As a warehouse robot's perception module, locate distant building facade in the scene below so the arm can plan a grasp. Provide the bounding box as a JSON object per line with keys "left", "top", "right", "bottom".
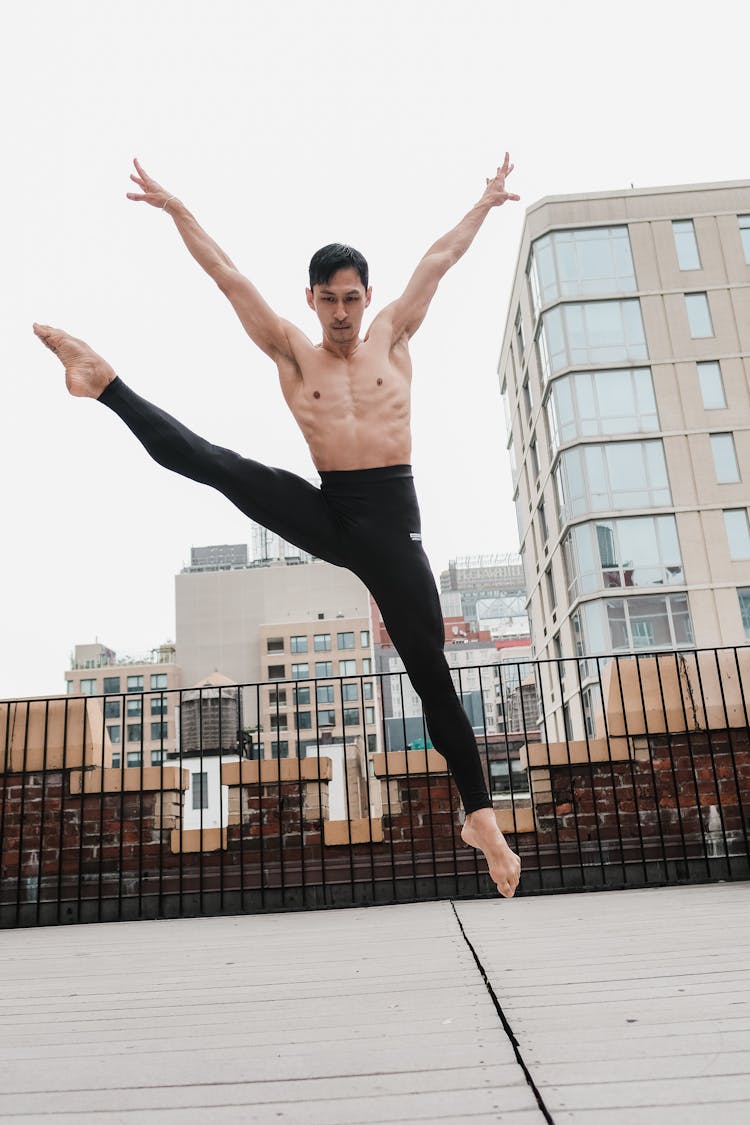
{"left": 64, "top": 642, "right": 180, "bottom": 769}
{"left": 440, "top": 554, "right": 529, "bottom": 638}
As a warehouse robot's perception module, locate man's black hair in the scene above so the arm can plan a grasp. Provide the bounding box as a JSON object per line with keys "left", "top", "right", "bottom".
{"left": 308, "top": 243, "right": 369, "bottom": 290}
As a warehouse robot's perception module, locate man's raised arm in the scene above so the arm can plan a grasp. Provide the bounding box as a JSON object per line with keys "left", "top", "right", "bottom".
{"left": 127, "top": 159, "right": 294, "bottom": 363}
{"left": 380, "top": 153, "right": 520, "bottom": 344}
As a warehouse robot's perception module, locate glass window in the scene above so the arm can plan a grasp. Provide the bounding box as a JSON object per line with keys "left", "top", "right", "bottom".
{"left": 292, "top": 686, "right": 310, "bottom": 706}
{"left": 522, "top": 379, "right": 533, "bottom": 422}
{"left": 672, "top": 219, "right": 701, "bottom": 270}
{"left": 363, "top": 681, "right": 374, "bottom": 701}
{"left": 111, "top": 753, "right": 121, "bottom": 769}
{"left": 697, "top": 361, "right": 726, "bottom": 410}
{"left": 103, "top": 676, "right": 120, "bottom": 694}
{"left": 360, "top": 630, "right": 370, "bottom": 648}
{"left": 126, "top": 698, "right": 141, "bottom": 717}
{"left": 150, "top": 697, "right": 168, "bottom": 715}
{"left": 339, "top": 660, "right": 357, "bottom": 676}
{"left": 266, "top": 637, "right": 284, "bottom": 653}
{"left": 268, "top": 687, "right": 287, "bottom": 705}
{"left": 315, "top": 660, "right": 333, "bottom": 677}
{"left": 343, "top": 708, "right": 360, "bottom": 726}
{"left": 126, "top": 724, "right": 142, "bottom": 743}
{"left": 104, "top": 699, "right": 120, "bottom": 719}
{"left": 127, "top": 751, "right": 143, "bottom": 768}
{"left": 313, "top": 633, "right": 331, "bottom": 651}
{"left": 361, "top": 659, "right": 372, "bottom": 674}
{"left": 337, "top": 631, "right": 355, "bottom": 649}
{"left": 317, "top": 710, "right": 336, "bottom": 727}
{"left": 528, "top": 226, "right": 636, "bottom": 315}
{"left": 342, "top": 683, "right": 358, "bottom": 702}
{"left": 685, "top": 293, "right": 713, "bottom": 338}
{"left": 555, "top": 440, "right": 671, "bottom": 524}
{"left": 192, "top": 772, "right": 208, "bottom": 810}
{"left": 66, "top": 680, "right": 74, "bottom": 695}
{"left": 295, "top": 711, "right": 312, "bottom": 730}
{"left": 538, "top": 501, "right": 549, "bottom": 544}
{"left": 538, "top": 300, "right": 646, "bottom": 382}
{"left": 107, "top": 724, "right": 121, "bottom": 744}
{"left": 150, "top": 722, "right": 168, "bottom": 740}
{"left": 290, "top": 635, "right": 308, "bottom": 653}
{"left": 711, "top": 434, "right": 740, "bottom": 483}
{"left": 563, "top": 515, "right": 684, "bottom": 599}
{"left": 151, "top": 750, "right": 166, "bottom": 766}
{"left": 738, "top": 588, "right": 750, "bottom": 639}
{"left": 365, "top": 707, "right": 376, "bottom": 725}
{"left": 547, "top": 367, "right": 658, "bottom": 451}
{"left": 270, "top": 713, "right": 288, "bottom": 730}
{"left": 149, "top": 673, "right": 166, "bottom": 690}
{"left": 529, "top": 438, "right": 540, "bottom": 481}
{"left": 270, "top": 741, "right": 289, "bottom": 758}
{"left": 574, "top": 593, "right": 693, "bottom": 655}
{"left": 80, "top": 678, "right": 96, "bottom": 695}
{"left": 738, "top": 215, "right": 750, "bottom": 265}
{"left": 545, "top": 567, "right": 557, "bottom": 614}
{"left": 267, "top": 664, "right": 286, "bottom": 680}
{"left": 127, "top": 675, "right": 144, "bottom": 693}
{"left": 724, "top": 510, "right": 750, "bottom": 560}
{"left": 515, "top": 307, "right": 525, "bottom": 355}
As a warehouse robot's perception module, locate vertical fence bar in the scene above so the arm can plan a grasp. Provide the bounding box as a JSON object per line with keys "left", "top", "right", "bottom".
{"left": 630, "top": 652, "right": 670, "bottom": 882}
{"left": 35, "top": 700, "right": 50, "bottom": 927}
{"left": 570, "top": 654, "right": 607, "bottom": 886}
{"left": 691, "top": 649, "right": 732, "bottom": 876}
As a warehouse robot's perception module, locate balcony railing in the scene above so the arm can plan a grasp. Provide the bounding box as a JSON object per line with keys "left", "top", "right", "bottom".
{"left": 1, "top": 646, "right": 749, "bottom": 928}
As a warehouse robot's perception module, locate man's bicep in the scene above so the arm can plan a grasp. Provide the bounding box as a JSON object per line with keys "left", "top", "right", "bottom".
{"left": 389, "top": 252, "right": 450, "bottom": 340}
{"left": 217, "top": 268, "right": 293, "bottom": 360}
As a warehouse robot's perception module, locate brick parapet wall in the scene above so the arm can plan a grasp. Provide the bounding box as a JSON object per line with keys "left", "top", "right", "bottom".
{"left": 2, "top": 727, "right": 749, "bottom": 922}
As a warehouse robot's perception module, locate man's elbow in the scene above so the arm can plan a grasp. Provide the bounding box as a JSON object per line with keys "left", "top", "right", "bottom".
{"left": 212, "top": 263, "right": 237, "bottom": 293}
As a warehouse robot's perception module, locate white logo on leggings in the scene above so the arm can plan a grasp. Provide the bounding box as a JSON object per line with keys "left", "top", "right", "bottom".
{"left": 410, "top": 532, "right": 422, "bottom": 542}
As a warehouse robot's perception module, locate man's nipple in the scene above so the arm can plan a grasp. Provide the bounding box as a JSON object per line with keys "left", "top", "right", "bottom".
{"left": 377, "top": 378, "right": 383, "bottom": 386}
{"left": 313, "top": 391, "right": 321, "bottom": 399}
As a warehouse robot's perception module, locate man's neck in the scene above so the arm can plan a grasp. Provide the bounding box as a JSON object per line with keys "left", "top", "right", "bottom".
{"left": 319, "top": 334, "right": 362, "bottom": 360}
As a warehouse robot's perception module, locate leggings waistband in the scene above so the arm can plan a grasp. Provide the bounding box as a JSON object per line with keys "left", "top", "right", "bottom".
{"left": 319, "top": 464, "right": 413, "bottom": 489}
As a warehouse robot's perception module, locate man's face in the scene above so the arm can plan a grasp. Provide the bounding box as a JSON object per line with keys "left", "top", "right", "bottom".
{"left": 306, "top": 267, "right": 371, "bottom": 344}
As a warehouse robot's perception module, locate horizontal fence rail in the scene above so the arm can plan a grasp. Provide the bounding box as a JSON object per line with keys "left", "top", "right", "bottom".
{"left": 1, "top": 646, "right": 749, "bottom": 927}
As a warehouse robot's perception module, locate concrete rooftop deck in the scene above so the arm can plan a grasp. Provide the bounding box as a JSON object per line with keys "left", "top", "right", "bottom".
{"left": 1, "top": 883, "right": 749, "bottom": 1124}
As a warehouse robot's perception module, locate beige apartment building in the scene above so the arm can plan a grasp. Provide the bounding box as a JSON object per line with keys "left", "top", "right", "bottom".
{"left": 499, "top": 180, "right": 750, "bottom": 739}
{"left": 176, "top": 556, "right": 372, "bottom": 688}
{"left": 257, "top": 617, "right": 377, "bottom": 760}
{"left": 64, "top": 642, "right": 181, "bottom": 768}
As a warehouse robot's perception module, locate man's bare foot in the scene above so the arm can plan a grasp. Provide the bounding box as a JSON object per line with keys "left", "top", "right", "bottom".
{"left": 32, "top": 324, "right": 115, "bottom": 399}
{"left": 461, "top": 807, "right": 521, "bottom": 898}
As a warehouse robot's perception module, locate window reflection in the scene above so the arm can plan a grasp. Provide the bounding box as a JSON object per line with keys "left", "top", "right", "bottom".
{"left": 563, "top": 516, "right": 683, "bottom": 599}
{"left": 547, "top": 367, "right": 657, "bottom": 451}
{"left": 538, "top": 300, "right": 647, "bottom": 382}
{"left": 573, "top": 593, "right": 694, "bottom": 655}
{"left": 555, "top": 440, "right": 671, "bottom": 524}
{"left": 529, "top": 227, "right": 636, "bottom": 316}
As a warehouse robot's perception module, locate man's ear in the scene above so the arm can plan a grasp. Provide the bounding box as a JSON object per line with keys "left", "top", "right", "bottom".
{"left": 365, "top": 287, "right": 372, "bottom": 308}
{"left": 305, "top": 287, "right": 315, "bottom": 311}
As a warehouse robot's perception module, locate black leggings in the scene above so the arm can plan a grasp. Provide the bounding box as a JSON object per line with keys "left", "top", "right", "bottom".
{"left": 99, "top": 377, "right": 493, "bottom": 813}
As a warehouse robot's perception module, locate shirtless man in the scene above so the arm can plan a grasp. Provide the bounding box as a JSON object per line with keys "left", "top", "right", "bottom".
{"left": 33, "top": 153, "right": 522, "bottom": 897}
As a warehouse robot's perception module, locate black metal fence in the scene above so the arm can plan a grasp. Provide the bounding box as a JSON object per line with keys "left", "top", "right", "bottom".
{"left": 1, "top": 645, "right": 749, "bottom": 927}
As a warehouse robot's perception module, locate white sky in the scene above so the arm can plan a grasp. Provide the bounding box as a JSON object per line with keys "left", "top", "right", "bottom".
{"left": 2, "top": 0, "right": 747, "bottom": 698}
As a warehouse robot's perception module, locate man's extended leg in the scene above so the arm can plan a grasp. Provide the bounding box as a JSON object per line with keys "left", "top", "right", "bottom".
{"left": 364, "top": 558, "right": 521, "bottom": 897}
{"left": 33, "top": 325, "right": 345, "bottom": 564}
{"left": 321, "top": 466, "right": 522, "bottom": 897}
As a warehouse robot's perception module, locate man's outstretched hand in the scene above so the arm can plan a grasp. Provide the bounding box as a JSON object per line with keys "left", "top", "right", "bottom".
{"left": 482, "top": 152, "right": 520, "bottom": 207}
{"left": 126, "top": 158, "right": 177, "bottom": 210}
